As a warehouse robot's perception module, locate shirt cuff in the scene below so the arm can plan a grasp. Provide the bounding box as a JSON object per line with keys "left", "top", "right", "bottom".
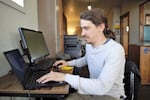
{"left": 67, "top": 60, "right": 76, "bottom": 66}
{"left": 65, "top": 74, "right": 79, "bottom": 89}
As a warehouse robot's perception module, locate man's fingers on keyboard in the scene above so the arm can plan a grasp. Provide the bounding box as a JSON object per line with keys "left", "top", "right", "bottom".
{"left": 36, "top": 72, "right": 50, "bottom": 83}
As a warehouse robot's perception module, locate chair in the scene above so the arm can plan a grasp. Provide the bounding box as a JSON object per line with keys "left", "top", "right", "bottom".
{"left": 124, "top": 60, "right": 141, "bottom": 100}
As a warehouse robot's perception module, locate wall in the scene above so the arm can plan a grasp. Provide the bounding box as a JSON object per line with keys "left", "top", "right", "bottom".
{"left": 106, "top": 7, "right": 121, "bottom": 42}
{"left": 0, "top": 0, "right": 38, "bottom": 100}
{"left": 38, "top": 0, "right": 63, "bottom": 57}
{"left": 113, "top": 7, "right": 121, "bottom": 42}
{"left": 121, "top": 0, "right": 147, "bottom": 44}
{"left": 107, "top": 9, "right": 113, "bottom": 30}
{"left": 38, "top": 0, "right": 56, "bottom": 57}
{"left": 0, "top": 0, "right": 38, "bottom": 77}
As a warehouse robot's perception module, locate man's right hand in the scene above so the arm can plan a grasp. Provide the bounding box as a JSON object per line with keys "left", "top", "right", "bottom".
{"left": 53, "top": 60, "right": 68, "bottom": 68}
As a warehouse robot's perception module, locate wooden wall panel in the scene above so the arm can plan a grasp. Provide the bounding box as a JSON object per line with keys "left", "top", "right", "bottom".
{"left": 140, "top": 46, "right": 150, "bottom": 84}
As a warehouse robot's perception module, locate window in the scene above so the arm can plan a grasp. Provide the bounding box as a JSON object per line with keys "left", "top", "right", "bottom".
{"left": 11, "top": 0, "right": 24, "bottom": 7}
{"left": 0, "top": 0, "right": 25, "bottom": 13}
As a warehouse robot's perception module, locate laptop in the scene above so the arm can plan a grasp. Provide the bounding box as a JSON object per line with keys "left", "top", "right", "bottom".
{"left": 3, "top": 49, "right": 66, "bottom": 90}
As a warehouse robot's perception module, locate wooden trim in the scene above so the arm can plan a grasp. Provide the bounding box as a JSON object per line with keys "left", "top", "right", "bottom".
{"left": 139, "top": 0, "right": 150, "bottom": 42}
{"left": 139, "top": 3, "right": 144, "bottom": 42}
{"left": 120, "top": 12, "right": 130, "bottom": 57}
{"left": 120, "top": 12, "right": 129, "bottom": 44}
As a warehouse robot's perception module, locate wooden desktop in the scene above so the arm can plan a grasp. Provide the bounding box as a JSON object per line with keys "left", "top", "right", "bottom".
{"left": 0, "top": 72, "right": 70, "bottom": 100}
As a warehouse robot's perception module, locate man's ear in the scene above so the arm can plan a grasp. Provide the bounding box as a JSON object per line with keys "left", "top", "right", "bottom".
{"left": 98, "top": 23, "right": 105, "bottom": 32}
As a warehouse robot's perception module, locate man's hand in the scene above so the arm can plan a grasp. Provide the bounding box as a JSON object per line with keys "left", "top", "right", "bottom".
{"left": 53, "top": 60, "right": 69, "bottom": 68}
{"left": 36, "top": 71, "right": 66, "bottom": 84}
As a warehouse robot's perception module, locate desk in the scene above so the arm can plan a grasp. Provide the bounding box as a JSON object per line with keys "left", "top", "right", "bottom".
{"left": 0, "top": 72, "right": 70, "bottom": 100}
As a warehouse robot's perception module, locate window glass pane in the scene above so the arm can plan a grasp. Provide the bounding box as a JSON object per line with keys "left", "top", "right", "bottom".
{"left": 11, "top": 0, "right": 24, "bottom": 7}
{"left": 0, "top": 0, "right": 25, "bottom": 13}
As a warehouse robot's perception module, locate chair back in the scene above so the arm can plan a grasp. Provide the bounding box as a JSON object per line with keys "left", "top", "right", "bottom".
{"left": 124, "top": 60, "right": 141, "bottom": 100}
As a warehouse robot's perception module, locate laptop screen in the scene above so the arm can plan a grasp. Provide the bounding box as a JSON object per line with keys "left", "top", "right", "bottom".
{"left": 3, "top": 49, "right": 26, "bottom": 83}
{"left": 18, "top": 27, "right": 49, "bottom": 63}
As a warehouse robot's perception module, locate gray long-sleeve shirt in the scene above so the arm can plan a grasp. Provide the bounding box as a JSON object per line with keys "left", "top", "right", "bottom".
{"left": 65, "top": 39, "right": 125, "bottom": 99}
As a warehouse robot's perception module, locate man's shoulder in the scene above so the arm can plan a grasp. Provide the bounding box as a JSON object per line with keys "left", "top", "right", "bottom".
{"left": 108, "top": 39, "right": 125, "bottom": 52}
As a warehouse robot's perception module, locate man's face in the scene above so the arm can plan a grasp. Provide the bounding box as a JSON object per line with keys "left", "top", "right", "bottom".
{"left": 80, "top": 19, "right": 102, "bottom": 44}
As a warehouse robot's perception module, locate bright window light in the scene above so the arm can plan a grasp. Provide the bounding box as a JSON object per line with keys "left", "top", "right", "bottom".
{"left": 11, "top": 0, "right": 24, "bottom": 7}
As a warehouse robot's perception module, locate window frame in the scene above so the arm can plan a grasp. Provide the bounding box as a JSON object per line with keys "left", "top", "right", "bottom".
{"left": 0, "top": 0, "right": 25, "bottom": 13}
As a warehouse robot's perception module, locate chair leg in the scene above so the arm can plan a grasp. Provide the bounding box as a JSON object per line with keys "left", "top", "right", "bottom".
{"left": 130, "top": 71, "right": 134, "bottom": 100}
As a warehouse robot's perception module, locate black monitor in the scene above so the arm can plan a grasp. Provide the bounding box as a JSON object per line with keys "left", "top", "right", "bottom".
{"left": 18, "top": 27, "right": 49, "bottom": 63}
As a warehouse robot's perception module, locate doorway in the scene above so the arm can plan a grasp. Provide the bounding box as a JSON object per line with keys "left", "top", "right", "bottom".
{"left": 120, "top": 12, "right": 129, "bottom": 58}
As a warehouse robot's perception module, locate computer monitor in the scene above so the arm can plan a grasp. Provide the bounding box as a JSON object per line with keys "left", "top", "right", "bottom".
{"left": 18, "top": 27, "right": 49, "bottom": 63}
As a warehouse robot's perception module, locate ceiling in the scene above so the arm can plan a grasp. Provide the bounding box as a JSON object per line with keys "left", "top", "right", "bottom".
{"left": 63, "top": 0, "right": 122, "bottom": 11}
{"left": 63, "top": 0, "right": 122, "bottom": 18}
{"left": 62, "top": 0, "right": 147, "bottom": 35}
{"left": 62, "top": 0, "right": 123, "bottom": 34}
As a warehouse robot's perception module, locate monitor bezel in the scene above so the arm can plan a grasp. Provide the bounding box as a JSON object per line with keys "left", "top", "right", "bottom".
{"left": 18, "top": 27, "right": 49, "bottom": 63}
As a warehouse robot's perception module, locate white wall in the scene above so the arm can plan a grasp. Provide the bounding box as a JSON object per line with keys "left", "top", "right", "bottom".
{"left": 0, "top": 1, "right": 38, "bottom": 99}
{"left": 113, "top": 7, "right": 121, "bottom": 42}
{"left": 0, "top": 0, "right": 38, "bottom": 76}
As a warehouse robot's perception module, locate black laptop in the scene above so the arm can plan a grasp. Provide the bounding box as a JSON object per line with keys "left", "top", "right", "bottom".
{"left": 3, "top": 49, "right": 66, "bottom": 90}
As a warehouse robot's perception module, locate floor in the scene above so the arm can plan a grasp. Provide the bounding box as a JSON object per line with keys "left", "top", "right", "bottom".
{"left": 138, "top": 85, "right": 150, "bottom": 100}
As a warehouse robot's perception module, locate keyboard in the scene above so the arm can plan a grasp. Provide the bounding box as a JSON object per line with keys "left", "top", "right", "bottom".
{"left": 25, "top": 70, "right": 66, "bottom": 89}
{"left": 32, "top": 58, "right": 56, "bottom": 71}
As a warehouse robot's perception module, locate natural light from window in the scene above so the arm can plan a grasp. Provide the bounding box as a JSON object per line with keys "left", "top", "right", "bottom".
{"left": 11, "top": 0, "right": 24, "bottom": 7}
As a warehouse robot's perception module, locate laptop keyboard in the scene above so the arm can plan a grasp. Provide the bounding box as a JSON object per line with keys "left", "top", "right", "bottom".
{"left": 25, "top": 70, "right": 66, "bottom": 89}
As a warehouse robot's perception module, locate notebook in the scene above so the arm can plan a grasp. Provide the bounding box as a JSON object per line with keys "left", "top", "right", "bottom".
{"left": 3, "top": 49, "right": 66, "bottom": 90}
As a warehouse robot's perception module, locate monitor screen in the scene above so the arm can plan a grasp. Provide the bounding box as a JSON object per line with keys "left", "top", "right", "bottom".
{"left": 144, "top": 25, "right": 150, "bottom": 42}
{"left": 18, "top": 27, "right": 49, "bottom": 63}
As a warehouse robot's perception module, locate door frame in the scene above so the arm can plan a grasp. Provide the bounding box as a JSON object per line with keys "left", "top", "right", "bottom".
{"left": 120, "top": 12, "right": 130, "bottom": 57}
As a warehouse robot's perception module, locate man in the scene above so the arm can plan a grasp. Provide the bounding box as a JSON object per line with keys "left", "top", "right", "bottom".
{"left": 37, "top": 8, "right": 125, "bottom": 100}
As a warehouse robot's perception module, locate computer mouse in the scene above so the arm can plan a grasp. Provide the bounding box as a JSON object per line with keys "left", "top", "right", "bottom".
{"left": 56, "top": 63, "right": 63, "bottom": 67}
{"left": 52, "top": 63, "right": 62, "bottom": 72}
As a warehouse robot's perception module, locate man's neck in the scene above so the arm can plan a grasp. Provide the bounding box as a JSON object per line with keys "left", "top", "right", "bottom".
{"left": 92, "top": 37, "right": 107, "bottom": 48}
